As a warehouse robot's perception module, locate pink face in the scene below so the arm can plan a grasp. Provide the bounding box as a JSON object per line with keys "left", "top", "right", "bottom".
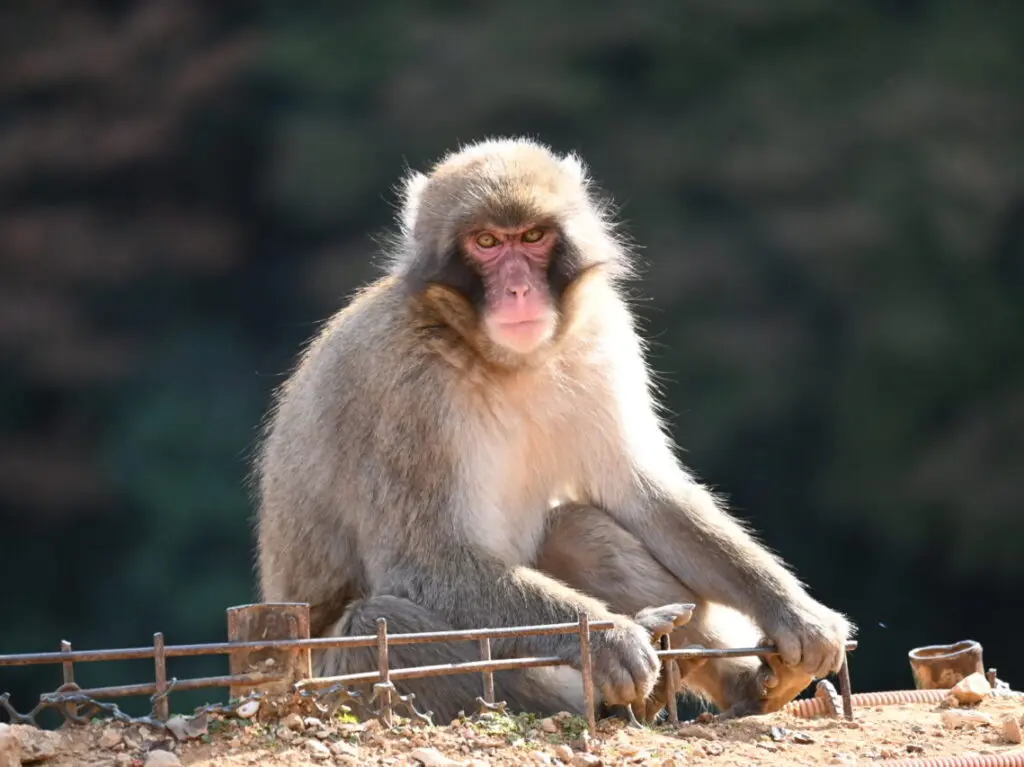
{"left": 463, "top": 224, "right": 558, "bottom": 354}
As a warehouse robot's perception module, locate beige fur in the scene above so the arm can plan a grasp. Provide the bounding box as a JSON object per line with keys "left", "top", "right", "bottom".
{"left": 254, "top": 137, "right": 853, "bottom": 724}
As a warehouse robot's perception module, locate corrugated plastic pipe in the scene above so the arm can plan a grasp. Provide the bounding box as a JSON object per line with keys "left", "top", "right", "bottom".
{"left": 873, "top": 752, "right": 1024, "bottom": 766}
{"left": 783, "top": 688, "right": 1024, "bottom": 767}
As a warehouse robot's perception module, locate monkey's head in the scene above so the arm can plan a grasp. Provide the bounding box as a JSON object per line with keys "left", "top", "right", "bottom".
{"left": 391, "top": 137, "right": 629, "bottom": 367}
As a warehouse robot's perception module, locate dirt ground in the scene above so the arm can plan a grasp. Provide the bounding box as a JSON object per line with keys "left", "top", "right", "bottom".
{"left": 10, "top": 690, "right": 1024, "bottom": 767}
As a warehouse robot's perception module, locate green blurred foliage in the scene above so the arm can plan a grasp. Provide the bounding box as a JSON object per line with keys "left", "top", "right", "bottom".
{"left": 1, "top": 0, "right": 1022, "bottom": 716}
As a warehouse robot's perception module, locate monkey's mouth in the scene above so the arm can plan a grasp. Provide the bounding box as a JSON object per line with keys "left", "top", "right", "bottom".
{"left": 489, "top": 318, "right": 555, "bottom": 353}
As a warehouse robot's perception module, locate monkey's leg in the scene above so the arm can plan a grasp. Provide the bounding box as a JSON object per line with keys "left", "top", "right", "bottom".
{"left": 315, "top": 595, "right": 588, "bottom": 724}
{"left": 535, "top": 504, "right": 810, "bottom": 718}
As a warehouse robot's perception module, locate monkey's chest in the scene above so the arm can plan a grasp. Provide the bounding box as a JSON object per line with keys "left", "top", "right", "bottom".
{"left": 465, "top": 407, "right": 614, "bottom": 565}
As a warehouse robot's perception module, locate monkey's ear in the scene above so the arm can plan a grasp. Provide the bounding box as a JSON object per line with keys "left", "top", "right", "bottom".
{"left": 559, "top": 152, "right": 589, "bottom": 186}
{"left": 400, "top": 171, "right": 430, "bottom": 234}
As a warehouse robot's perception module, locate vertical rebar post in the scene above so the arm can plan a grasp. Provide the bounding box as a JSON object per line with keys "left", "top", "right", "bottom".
{"left": 660, "top": 634, "right": 679, "bottom": 726}
{"left": 838, "top": 656, "right": 854, "bottom": 720}
{"left": 226, "top": 603, "right": 311, "bottom": 700}
{"left": 59, "top": 640, "right": 78, "bottom": 721}
{"left": 478, "top": 637, "right": 495, "bottom": 704}
{"left": 376, "top": 617, "right": 393, "bottom": 727}
{"left": 578, "top": 612, "right": 597, "bottom": 735}
{"left": 153, "top": 632, "right": 169, "bottom": 720}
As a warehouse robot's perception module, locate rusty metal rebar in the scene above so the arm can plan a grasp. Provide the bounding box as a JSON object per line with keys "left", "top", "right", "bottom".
{"left": 375, "top": 618, "right": 393, "bottom": 726}
{"left": 578, "top": 612, "right": 596, "bottom": 734}
{"left": 838, "top": 655, "right": 853, "bottom": 720}
{"left": 478, "top": 637, "right": 495, "bottom": 704}
{"left": 152, "top": 632, "right": 169, "bottom": 720}
{"left": 0, "top": 620, "right": 620, "bottom": 668}
{"left": 660, "top": 634, "right": 679, "bottom": 726}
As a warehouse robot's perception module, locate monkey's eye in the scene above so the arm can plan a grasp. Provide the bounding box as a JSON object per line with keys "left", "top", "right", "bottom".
{"left": 475, "top": 232, "right": 499, "bottom": 249}
{"left": 522, "top": 228, "right": 545, "bottom": 243}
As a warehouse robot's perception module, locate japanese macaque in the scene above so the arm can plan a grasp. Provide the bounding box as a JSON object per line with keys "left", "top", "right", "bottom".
{"left": 255, "top": 137, "right": 853, "bottom": 723}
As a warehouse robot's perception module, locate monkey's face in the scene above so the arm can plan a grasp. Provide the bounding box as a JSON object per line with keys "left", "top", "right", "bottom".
{"left": 462, "top": 224, "right": 560, "bottom": 354}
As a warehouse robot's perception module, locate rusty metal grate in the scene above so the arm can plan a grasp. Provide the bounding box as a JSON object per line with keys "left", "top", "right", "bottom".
{"left": 0, "top": 602, "right": 857, "bottom": 734}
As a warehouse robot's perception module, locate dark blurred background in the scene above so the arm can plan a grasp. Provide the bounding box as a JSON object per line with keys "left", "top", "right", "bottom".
{"left": 2, "top": 1, "right": 1023, "bottom": 719}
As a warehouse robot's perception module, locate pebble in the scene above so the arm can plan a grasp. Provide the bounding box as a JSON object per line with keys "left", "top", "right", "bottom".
{"left": 554, "top": 743, "right": 574, "bottom": 762}
{"left": 950, "top": 672, "right": 991, "bottom": 705}
{"left": 329, "top": 740, "right": 360, "bottom": 758}
{"left": 830, "top": 753, "right": 857, "bottom": 765}
{"left": 571, "top": 754, "right": 601, "bottom": 766}
{"left": 235, "top": 699, "right": 260, "bottom": 719}
{"left": 409, "top": 746, "right": 465, "bottom": 766}
{"left": 305, "top": 739, "right": 331, "bottom": 760}
{"left": 282, "top": 712, "right": 305, "bottom": 731}
{"left": 1001, "top": 714, "right": 1023, "bottom": 744}
{"left": 0, "top": 724, "right": 21, "bottom": 767}
{"left": 2, "top": 723, "right": 60, "bottom": 762}
{"left": 143, "top": 750, "right": 181, "bottom": 767}
{"left": 275, "top": 725, "right": 296, "bottom": 741}
{"left": 540, "top": 717, "right": 559, "bottom": 733}
{"left": 98, "top": 727, "right": 123, "bottom": 749}
{"left": 676, "top": 724, "right": 717, "bottom": 740}
{"left": 941, "top": 709, "right": 993, "bottom": 729}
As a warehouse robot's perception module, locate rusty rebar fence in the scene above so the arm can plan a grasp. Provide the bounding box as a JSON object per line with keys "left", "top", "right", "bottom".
{"left": 0, "top": 602, "right": 858, "bottom": 735}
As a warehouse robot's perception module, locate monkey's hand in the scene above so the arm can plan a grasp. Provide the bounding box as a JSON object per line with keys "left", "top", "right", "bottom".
{"left": 759, "top": 595, "right": 852, "bottom": 687}
{"left": 588, "top": 617, "right": 661, "bottom": 706}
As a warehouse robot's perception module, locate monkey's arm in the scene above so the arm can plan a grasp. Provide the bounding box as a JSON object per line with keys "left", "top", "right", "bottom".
{"left": 587, "top": 344, "right": 851, "bottom": 681}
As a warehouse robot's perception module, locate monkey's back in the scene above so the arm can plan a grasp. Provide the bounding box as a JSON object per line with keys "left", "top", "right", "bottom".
{"left": 254, "top": 278, "right": 454, "bottom": 629}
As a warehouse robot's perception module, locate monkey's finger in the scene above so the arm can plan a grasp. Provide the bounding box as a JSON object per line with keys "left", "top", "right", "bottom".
{"left": 772, "top": 631, "right": 803, "bottom": 668}
{"left": 634, "top": 603, "right": 695, "bottom": 639}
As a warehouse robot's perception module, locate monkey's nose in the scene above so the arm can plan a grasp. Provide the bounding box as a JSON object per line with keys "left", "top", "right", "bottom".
{"left": 506, "top": 284, "right": 531, "bottom": 298}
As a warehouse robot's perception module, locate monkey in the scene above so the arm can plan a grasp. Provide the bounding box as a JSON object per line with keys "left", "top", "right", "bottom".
{"left": 254, "top": 137, "right": 853, "bottom": 725}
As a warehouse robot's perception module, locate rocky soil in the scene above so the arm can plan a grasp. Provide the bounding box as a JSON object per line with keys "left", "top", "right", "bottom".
{"left": 2, "top": 683, "right": 1023, "bottom": 766}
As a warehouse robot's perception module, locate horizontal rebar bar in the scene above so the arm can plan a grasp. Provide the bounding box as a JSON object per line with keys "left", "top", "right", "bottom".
{"left": 299, "top": 655, "right": 572, "bottom": 688}
{"left": 0, "top": 620, "right": 619, "bottom": 668}
{"left": 658, "top": 639, "right": 858, "bottom": 661}
{"left": 58, "top": 672, "right": 285, "bottom": 700}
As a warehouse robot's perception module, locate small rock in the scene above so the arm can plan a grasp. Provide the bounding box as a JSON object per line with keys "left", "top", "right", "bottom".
{"left": 941, "top": 709, "right": 993, "bottom": 729}
{"left": 98, "top": 727, "right": 123, "bottom": 749}
{"left": 1001, "top": 714, "right": 1023, "bottom": 744}
{"left": 906, "top": 744, "right": 925, "bottom": 754}
{"left": 303, "top": 717, "right": 324, "bottom": 729}
{"left": 275, "top": 726, "right": 296, "bottom": 742}
{"left": 8, "top": 724, "right": 60, "bottom": 762}
{"left": 540, "top": 717, "right": 559, "bottom": 734}
{"left": 951, "top": 672, "right": 992, "bottom": 705}
{"left": 534, "top": 754, "right": 553, "bottom": 766}
{"left": 282, "top": 713, "right": 305, "bottom": 731}
{"left": 572, "top": 755, "right": 601, "bottom": 767}
{"left": 329, "top": 741, "right": 360, "bottom": 758}
{"left": 305, "top": 740, "right": 331, "bottom": 761}
{"left": 676, "top": 724, "right": 716, "bottom": 740}
{"left": 0, "top": 723, "right": 22, "bottom": 767}
{"left": 702, "top": 742, "right": 724, "bottom": 756}
{"left": 554, "top": 743, "right": 574, "bottom": 762}
{"left": 166, "top": 713, "right": 207, "bottom": 741}
{"left": 830, "top": 753, "right": 857, "bottom": 765}
{"left": 792, "top": 731, "right": 815, "bottom": 744}
{"left": 235, "top": 700, "right": 260, "bottom": 719}
{"left": 409, "top": 746, "right": 465, "bottom": 766}
{"left": 769, "top": 725, "right": 787, "bottom": 741}
{"left": 144, "top": 751, "right": 181, "bottom": 767}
